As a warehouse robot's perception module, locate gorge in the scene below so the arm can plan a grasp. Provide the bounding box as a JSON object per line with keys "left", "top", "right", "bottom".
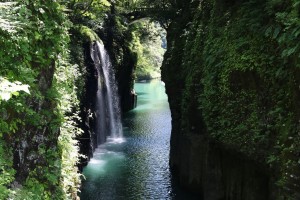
{"left": 0, "top": 0, "right": 300, "bottom": 199}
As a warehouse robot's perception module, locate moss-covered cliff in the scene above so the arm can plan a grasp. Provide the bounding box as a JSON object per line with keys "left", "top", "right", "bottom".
{"left": 0, "top": 1, "right": 82, "bottom": 199}
{"left": 162, "top": 0, "right": 300, "bottom": 199}
{"left": 0, "top": 1, "right": 137, "bottom": 199}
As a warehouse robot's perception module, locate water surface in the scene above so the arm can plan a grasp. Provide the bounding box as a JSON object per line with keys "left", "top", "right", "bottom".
{"left": 80, "top": 79, "right": 198, "bottom": 200}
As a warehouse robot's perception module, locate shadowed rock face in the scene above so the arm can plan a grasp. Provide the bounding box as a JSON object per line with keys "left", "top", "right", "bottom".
{"left": 77, "top": 41, "right": 98, "bottom": 168}
{"left": 169, "top": 133, "right": 271, "bottom": 200}
{"left": 162, "top": 0, "right": 300, "bottom": 199}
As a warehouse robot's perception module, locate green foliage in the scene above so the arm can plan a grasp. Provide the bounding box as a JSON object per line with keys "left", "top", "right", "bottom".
{"left": 117, "top": 0, "right": 173, "bottom": 10}
{"left": 69, "top": 0, "right": 110, "bottom": 19}
{"left": 0, "top": 0, "right": 83, "bottom": 199}
{"left": 78, "top": 25, "right": 99, "bottom": 42}
{"left": 163, "top": 0, "right": 300, "bottom": 197}
{"left": 56, "top": 55, "right": 83, "bottom": 199}
{"left": 0, "top": 77, "right": 30, "bottom": 101}
{"left": 0, "top": 2, "right": 22, "bottom": 33}
{"left": 0, "top": 139, "right": 15, "bottom": 199}
{"left": 129, "top": 20, "right": 165, "bottom": 80}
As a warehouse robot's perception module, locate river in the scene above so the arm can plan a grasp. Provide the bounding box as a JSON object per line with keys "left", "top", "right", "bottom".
{"left": 80, "top": 79, "right": 198, "bottom": 200}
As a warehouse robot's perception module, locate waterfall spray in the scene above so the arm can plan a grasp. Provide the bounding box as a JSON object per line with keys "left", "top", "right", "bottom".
{"left": 90, "top": 41, "right": 123, "bottom": 145}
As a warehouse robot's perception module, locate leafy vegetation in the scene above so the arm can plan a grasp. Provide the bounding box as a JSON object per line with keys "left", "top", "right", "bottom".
{"left": 129, "top": 20, "right": 166, "bottom": 80}
{"left": 0, "top": 78, "right": 30, "bottom": 102}
{"left": 162, "top": 0, "right": 300, "bottom": 198}
{"left": 56, "top": 58, "right": 83, "bottom": 199}
{"left": 0, "top": 1, "right": 83, "bottom": 199}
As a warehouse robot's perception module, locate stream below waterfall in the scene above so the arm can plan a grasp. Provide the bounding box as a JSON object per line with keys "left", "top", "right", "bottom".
{"left": 80, "top": 79, "right": 198, "bottom": 200}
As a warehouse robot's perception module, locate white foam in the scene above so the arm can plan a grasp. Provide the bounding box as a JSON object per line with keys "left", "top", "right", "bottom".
{"left": 107, "top": 137, "right": 126, "bottom": 144}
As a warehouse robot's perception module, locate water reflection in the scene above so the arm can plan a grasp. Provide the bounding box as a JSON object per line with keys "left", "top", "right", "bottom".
{"left": 80, "top": 80, "right": 198, "bottom": 200}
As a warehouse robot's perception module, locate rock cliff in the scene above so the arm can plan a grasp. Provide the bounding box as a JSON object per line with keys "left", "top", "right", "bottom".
{"left": 162, "top": 0, "right": 300, "bottom": 199}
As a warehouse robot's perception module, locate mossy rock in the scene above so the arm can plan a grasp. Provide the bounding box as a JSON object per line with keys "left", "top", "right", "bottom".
{"left": 77, "top": 25, "right": 100, "bottom": 43}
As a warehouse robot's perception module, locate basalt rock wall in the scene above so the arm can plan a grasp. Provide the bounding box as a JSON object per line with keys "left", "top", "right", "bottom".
{"left": 162, "top": 0, "right": 300, "bottom": 199}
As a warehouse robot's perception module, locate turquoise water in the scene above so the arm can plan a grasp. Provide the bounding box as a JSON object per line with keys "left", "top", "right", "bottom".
{"left": 80, "top": 80, "right": 198, "bottom": 200}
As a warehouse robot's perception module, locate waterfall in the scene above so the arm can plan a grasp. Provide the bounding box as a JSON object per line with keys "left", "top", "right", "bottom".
{"left": 90, "top": 41, "right": 123, "bottom": 145}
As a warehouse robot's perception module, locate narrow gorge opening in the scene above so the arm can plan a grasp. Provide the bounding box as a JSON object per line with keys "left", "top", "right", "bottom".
{"left": 79, "top": 19, "right": 197, "bottom": 199}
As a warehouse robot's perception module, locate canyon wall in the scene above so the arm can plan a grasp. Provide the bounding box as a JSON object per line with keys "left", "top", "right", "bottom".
{"left": 162, "top": 0, "right": 300, "bottom": 199}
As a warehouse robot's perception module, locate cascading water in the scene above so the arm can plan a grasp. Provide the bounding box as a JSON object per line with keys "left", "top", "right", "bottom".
{"left": 90, "top": 41, "right": 123, "bottom": 145}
